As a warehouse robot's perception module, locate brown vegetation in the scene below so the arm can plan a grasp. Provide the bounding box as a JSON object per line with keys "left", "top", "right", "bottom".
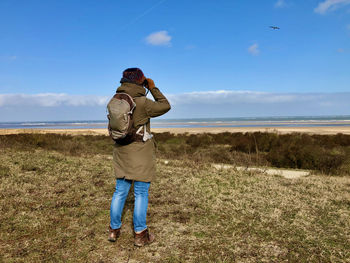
{"left": 1, "top": 132, "right": 350, "bottom": 175}
{"left": 0, "top": 133, "right": 350, "bottom": 262}
{"left": 154, "top": 132, "right": 350, "bottom": 175}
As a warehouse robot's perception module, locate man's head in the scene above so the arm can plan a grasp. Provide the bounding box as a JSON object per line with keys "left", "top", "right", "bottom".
{"left": 122, "top": 68, "right": 145, "bottom": 85}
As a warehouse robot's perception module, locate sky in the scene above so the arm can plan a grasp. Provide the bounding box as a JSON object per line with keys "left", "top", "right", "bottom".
{"left": 0, "top": 0, "right": 349, "bottom": 121}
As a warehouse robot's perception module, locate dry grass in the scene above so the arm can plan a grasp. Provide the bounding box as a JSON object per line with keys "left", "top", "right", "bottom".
{"left": 1, "top": 134, "right": 350, "bottom": 262}
{"left": 1, "top": 132, "right": 350, "bottom": 174}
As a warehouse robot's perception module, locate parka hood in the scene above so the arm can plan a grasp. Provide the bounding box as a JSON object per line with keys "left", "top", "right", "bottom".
{"left": 116, "top": 82, "right": 146, "bottom": 98}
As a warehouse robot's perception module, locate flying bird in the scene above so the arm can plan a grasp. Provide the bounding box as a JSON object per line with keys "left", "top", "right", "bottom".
{"left": 270, "top": 26, "right": 280, "bottom": 30}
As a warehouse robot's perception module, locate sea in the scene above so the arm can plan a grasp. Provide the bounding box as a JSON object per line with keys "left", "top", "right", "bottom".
{"left": 1, "top": 116, "right": 350, "bottom": 129}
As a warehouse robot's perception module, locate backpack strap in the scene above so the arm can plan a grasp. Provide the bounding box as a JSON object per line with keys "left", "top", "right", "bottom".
{"left": 136, "top": 124, "right": 153, "bottom": 142}
{"left": 133, "top": 96, "right": 152, "bottom": 142}
{"left": 114, "top": 93, "right": 136, "bottom": 112}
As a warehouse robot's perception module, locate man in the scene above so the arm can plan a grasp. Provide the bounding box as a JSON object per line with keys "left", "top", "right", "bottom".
{"left": 108, "top": 68, "right": 171, "bottom": 247}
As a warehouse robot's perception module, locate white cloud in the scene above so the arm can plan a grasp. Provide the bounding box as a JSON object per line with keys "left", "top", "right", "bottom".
{"left": 248, "top": 43, "right": 260, "bottom": 56}
{"left": 1, "top": 91, "right": 349, "bottom": 121}
{"left": 347, "top": 24, "right": 350, "bottom": 29}
{"left": 0, "top": 93, "right": 109, "bottom": 107}
{"left": 167, "top": 90, "right": 313, "bottom": 106}
{"left": 165, "top": 91, "right": 350, "bottom": 118}
{"left": 337, "top": 48, "right": 345, "bottom": 52}
{"left": 314, "top": 0, "right": 350, "bottom": 14}
{"left": 145, "top": 30, "right": 172, "bottom": 46}
{"left": 275, "top": 0, "right": 287, "bottom": 8}
{"left": 1, "top": 91, "right": 346, "bottom": 108}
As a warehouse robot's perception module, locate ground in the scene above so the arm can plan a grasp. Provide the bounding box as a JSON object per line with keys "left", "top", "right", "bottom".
{"left": 1, "top": 145, "right": 350, "bottom": 262}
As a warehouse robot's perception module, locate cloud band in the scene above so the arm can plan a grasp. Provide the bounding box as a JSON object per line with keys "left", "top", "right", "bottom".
{"left": 0, "top": 91, "right": 349, "bottom": 121}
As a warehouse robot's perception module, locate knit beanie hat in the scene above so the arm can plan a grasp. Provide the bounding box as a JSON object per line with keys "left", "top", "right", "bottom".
{"left": 121, "top": 68, "right": 145, "bottom": 84}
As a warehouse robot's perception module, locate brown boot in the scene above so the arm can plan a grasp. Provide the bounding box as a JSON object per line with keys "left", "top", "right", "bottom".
{"left": 108, "top": 226, "right": 120, "bottom": 242}
{"left": 134, "top": 228, "right": 155, "bottom": 247}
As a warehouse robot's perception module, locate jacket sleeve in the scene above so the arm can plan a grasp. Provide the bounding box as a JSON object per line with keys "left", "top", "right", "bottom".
{"left": 144, "top": 87, "right": 171, "bottom": 118}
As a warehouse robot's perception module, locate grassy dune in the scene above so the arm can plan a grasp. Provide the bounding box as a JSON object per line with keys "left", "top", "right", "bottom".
{"left": 0, "top": 133, "right": 350, "bottom": 262}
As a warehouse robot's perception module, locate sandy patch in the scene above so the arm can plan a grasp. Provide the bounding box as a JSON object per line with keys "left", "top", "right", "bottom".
{"left": 1, "top": 126, "right": 349, "bottom": 135}
{"left": 212, "top": 164, "right": 310, "bottom": 179}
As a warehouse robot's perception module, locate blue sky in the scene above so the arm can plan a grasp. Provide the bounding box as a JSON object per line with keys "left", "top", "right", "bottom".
{"left": 0, "top": 0, "right": 349, "bottom": 121}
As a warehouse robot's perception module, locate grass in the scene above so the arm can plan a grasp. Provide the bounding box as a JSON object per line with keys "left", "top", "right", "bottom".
{"left": 0, "top": 133, "right": 350, "bottom": 262}
{"left": 1, "top": 132, "right": 350, "bottom": 174}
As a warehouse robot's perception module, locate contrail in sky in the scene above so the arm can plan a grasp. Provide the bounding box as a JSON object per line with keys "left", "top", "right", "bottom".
{"left": 119, "top": 0, "right": 168, "bottom": 31}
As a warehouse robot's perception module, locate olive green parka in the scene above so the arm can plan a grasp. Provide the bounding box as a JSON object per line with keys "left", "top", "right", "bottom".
{"left": 112, "top": 82, "right": 171, "bottom": 182}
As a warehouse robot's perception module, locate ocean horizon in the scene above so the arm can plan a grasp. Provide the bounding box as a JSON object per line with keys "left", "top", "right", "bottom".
{"left": 1, "top": 115, "right": 350, "bottom": 129}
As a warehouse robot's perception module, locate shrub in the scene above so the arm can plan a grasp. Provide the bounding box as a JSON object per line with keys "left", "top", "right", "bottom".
{"left": 186, "top": 134, "right": 212, "bottom": 148}
{"left": 153, "top": 132, "right": 176, "bottom": 142}
{"left": 267, "top": 144, "right": 346, "bottom": 174}
{"left": 0, "top": 165, "right": 10, "bottom": 177}
{"left": 1, "top": 132, "right": 350, "bottom": 175}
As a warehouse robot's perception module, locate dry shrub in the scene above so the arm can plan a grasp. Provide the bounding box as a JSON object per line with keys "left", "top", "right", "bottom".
{"left": 0, "top": 165, "right": 10, "bottom": 177}
{"left": 189, "top": 146, "right": 232, "bottom": 164}
{"left": 267, "top": 144, "right": 346, "bottom": 174}
{"left": 230, "top": 134, "right": 256, "bottom": 153}
{"left": 154, "top": 132, "right": 350, "bottom": 175}
{"left": 186, "top": 133, "right": 213, "bottom": 148}
{"left": 0, "top": 134, "right": 113, "bottom": 156}
{"left": 153, "top": 132, "right": 176, "bottom": 142}
{"left": 1, "top": 132, "right": 350, "bottom": 175}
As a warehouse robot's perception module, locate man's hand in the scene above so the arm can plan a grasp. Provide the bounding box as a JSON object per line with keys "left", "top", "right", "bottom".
{"left": 145, "top": 78, "right": 156, "bottom": 90}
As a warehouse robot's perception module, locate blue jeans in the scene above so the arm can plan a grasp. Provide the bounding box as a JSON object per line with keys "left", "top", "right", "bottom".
{"left": 110, "top": 179, "right": 151, "bottom": 232}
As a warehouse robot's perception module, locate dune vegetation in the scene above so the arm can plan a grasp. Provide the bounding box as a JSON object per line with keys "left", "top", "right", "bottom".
{"left": 0, "top": 132, "right": 349, "bottom": 262}
{"left": 1, "top": 132, "right": 350, "bottom": 175}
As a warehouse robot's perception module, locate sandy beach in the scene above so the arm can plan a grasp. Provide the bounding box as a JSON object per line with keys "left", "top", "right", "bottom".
{"left": 1, "top": 126, "right": 349, "bottom": 135}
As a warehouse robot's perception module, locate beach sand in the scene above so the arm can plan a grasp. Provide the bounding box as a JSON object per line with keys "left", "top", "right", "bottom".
{"left": 1, "top": 126, "right": 349, "bottom": 135}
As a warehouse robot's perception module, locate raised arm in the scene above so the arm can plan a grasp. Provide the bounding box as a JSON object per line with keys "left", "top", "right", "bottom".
{"left": 144, "top": 78, "right": 171, "bottom": 118}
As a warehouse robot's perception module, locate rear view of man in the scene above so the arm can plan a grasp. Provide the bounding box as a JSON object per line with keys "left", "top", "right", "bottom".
{"left": 108, "top": 68, "right": 171, "bottom": 247}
